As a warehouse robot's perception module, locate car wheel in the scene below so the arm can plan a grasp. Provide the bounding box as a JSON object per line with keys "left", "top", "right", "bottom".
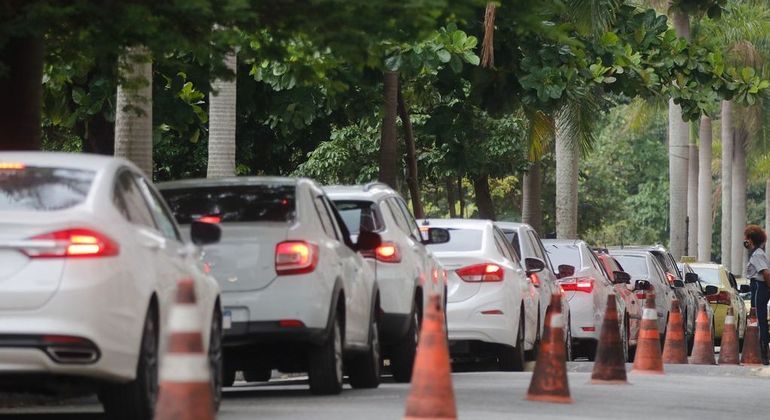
{"left": 526, "top": 310, "right": 541, "bottom": 362}
{"left": 209, "top": 307, "right": 224, "bottom": 411}
{"left": 243, "top": 367, "right": 272, "bottom": 383}
{"left": 390, "top": 303, "right": 421, "bottom": 383}
{"left": 347, "top": 312, "right": 382, "bottom": 389}
{"left": 99, "top": 307, "right": 159, "bottom": 420}
{"left": 623, "top": 315, "right": 630, "bottom": 363}
{"left": 498, "top": 317, "right": 525, "bottom": 371}
{"left": 308, "top": 312, "right": 344, "bottom": 395}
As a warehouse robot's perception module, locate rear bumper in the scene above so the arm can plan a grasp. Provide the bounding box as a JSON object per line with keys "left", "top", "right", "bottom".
{"left": 568, "top": 294, "right": 599, "bottom": 340}
{"left": 447, "top": 288, "right": 518, "bottom": 348}
{"left": 224, "top": 321, "right": 328, "bottom": 346}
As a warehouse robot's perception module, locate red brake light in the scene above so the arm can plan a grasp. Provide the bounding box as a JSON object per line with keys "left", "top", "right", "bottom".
{"left": 374, "top": 242, "right": 401, "bottom": 263}
{"left": 665, "top": 272, "right": 676, "bottom": 286}
{"left": 635, "top": 291, "right": 646, "bottom": 299}
{"left": 706, "top": 291, "right": 731, "bottom": 305}
{"left": 24, "top": 229, "right": 119, "bottom": 258}
{"left": 456, "top": 263, "right": 504, "bottom": 282}
{"left": 561, "top": 277, "right": 595, "bottom": 293}
{"left": 275, "top": 241, "right": 318, "bottom": 275}
{"left": 197, "top": 215, "right": 221, "bottom": 224}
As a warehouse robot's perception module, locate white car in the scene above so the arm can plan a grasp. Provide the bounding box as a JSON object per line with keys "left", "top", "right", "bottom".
{"left": 325, "top": 183, "right": 449, "bottom": 382}
{"left": 544, "top": 239, "right": 628, "bottom": 360}
{"left": 423, "top": 219, "right": 538, "bottom": 371}
{"left": 158, "top": 177, "right": 382, "bottom": 395}
{"left": 0, "top": 152, "right": 223, "bottom": 420}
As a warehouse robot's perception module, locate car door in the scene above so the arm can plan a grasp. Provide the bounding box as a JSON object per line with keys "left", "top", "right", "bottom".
{"left": 494, "top": 228, "right": 535, "bottom": 347}
{"left": 390, "top": 197, "right": 436, "bottom": 297}
{"left": 649, "top": 258, "right": 672, "bottom": 332}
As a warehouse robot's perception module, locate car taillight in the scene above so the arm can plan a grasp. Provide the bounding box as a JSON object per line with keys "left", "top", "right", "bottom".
{"left": 0, "top": 162, "right": 25, "bottom": 170}
{"left": 374, "top": 242, "right": 401, "bottom": 263}
{"left": 665, "top": 272, "right": 676, "bottom": 286}
{"left": 560, "top": 277, "right": 594, "bottom": 293}
{"left": 275, "top": 241, "right": 318, "bottom": 275}
{"left": 456, "top": 263, "right": 504, "bottom": 282}
{"left": 635, "top": 291, "right": 646, "bottom": 299}
{"left": 196, "top": 215, "right": 221, "bottom": 224}
{"left": 706, "top": 291, "right": 731, "bottom": 305}
{"left": 23, "top": 229, "right": 119, "bottom": 258}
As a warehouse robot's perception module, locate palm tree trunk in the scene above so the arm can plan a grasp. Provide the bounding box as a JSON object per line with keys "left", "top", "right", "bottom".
{"left": 766, "top": 180, "right": 770, "bottom": 234}
{"left": 458, "top": 177, "right": 466, "bottom": 218}
{"left": 720, "top": 100, "right": 733, "bottom": 268}
{"left": 730, "top": 129, "right": 747, "bottom": 275}
{"left": 522, "top": 160, "right": 543, "bottom": 234}
{"left": 379, "top": 71, "right": 399, "bottom": 188}
{"left": 207, "top": 51, "right": 238, "bottom": 178}
{"left": 555, "top": 114, "right": 578, "bottom": 239}
{"left": 0, "top": 36, "right": 44, "bottom": 150}
{"left": 397, "top": 86, "right": 424, "bottom": 219}
{"left": 473, "top": 174, "right": 496, "bottom": 220}
{"left": 687, "top": 139, "right": 698, "bottom": 256}
{"left": 446, "top": 177, "right": 457, "bottom": 218}
{"left": 114, "top": 46, "right": 153, "bottom": 177}
{"left": 697, "top": 116, "right": 712, "bottom": 262}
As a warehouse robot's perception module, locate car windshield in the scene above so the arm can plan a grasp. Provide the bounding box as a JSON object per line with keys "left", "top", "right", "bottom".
{"left": 333, "top": 200, "right": 383, "bottom": 235}
{"left": 690, "top": 267, "right": 722, "bottom": 287}
{"left": 544, "top": 244, "right": 580, "bottom": 268}
{"left": 160, "top": 184, "right": 296, "bottom": 224}
{"left": 614, "top": 255, "right": 649, "bottom": 278}
{"left": 0, "top": 166, "right": 94, "bottom": 211}
{"left": 427, "top": 228, "right": 483, "bottom": 252}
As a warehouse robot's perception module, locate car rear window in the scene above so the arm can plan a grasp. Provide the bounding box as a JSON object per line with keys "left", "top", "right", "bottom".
{"left": 614, "top": 255, "right": 649, "bottom": 278}
{"left": 427, "top": 228, "right": 483, "bottom": 252}
{"left": 333, "top": 200, "right": 384, "bottom": 234}
{"left": 544, "top": 244, "right": 581, "bottom": 268}
{"left": 690, "top": 267, "right": 722, "bottom": 287}
{"left": 160, "top": 185, "right": 296, "bottom": 224}
{"left": 0, "top": 165, "right": 94, "bottom": 211}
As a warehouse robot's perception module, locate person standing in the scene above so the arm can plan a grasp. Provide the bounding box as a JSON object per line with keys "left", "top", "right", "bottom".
{"left": 744, "top": 225, "right": 770, "bottom": 365}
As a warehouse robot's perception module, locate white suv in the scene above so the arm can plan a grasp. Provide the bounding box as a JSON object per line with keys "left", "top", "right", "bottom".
{"left": 325, "top": 183, "right": 449, "bottom": 382}
{"left": 159, "top": 177, "right": 382, "bottom": 395}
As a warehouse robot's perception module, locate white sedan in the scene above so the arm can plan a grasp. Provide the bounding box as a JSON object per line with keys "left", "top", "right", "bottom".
{"left": 0, "top": 152, "right": 223, "bottom": 420}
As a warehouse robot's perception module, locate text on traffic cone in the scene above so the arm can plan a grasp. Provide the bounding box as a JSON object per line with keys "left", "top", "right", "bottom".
{"left": 526, "top": 292, "right": 572, "bottom": 404}
{"left": 591, "top": 294, "right": 628, "bottom": 384}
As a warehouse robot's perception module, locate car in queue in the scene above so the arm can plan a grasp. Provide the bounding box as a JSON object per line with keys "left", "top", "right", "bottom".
{"left": 595, "top": 249, "right": 641, "bottom": 359}
{"left": 0, "top": 153, "right": 223, "bottom": 419}
{"left": 324, "top": 183, "right": 449, "bottom": 382}
{"left": 422, "top": 219, "right": 542, "bottom": 371}
{"left": 687, "top": 263, "right": 747, "bottom": 346}
{"left": 159, "top": 177, "right": 382, "bottom": 395}
{"left": 678, "top": 261, "right": 717, "bottom": 352}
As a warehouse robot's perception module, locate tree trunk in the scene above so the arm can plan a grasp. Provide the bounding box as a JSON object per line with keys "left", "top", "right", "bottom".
{"left": 208, "top": 51, "right": 238, "bottom": 178}
{"left": 697, "top": 116, "right": 712, "bottom": 262}
{"left": 473, "top": 174, "right": 496, "bottom": 220}
{"left": 667, "top": 11, "right": 690, "bottom": 260}
{"left": 446, "top": 177, "right": 457, "bottom": 218}
{"left": 766, "top": 180, "right": 770, "bottom": 234}
{"left": 84, "top": 112, "right": 115, "bottom": 155}
{"left": 0, "top": 36, "right": 44, "bottom": 150}
{"left": 730, "top": 129, "right": 747, "bottom": 275}
{"left": 522, "top": 160, "right": 543, "bottom": 234}
{"left": 458, "top": 177, "right": 466, "bottom": 218}
{"left": 720, "top": 100, "right": 733, "bottom": 268}
{"left": 687, "top": 137, "right": 698, "bottom": 257}
{"left": 114, "top": 46, "right": 153, "bottom": 177}
{"left": 379, "top": 71, "right": 399, "bottom": 188}
{"left": 555, "top": 114, "right": 578, "bottom": 239}
{"left": 397, "top": 85, "right": 424, "bottom": 219}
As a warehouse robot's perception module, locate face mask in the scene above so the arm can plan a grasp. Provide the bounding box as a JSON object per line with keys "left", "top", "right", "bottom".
{"left": 744, "top": 240, "right": 753, "bottom": 250}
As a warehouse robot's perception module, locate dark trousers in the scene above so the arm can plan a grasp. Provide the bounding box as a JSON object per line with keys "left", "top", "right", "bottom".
{"left": 751, "top": 280, "right": 770, "bottom": 348}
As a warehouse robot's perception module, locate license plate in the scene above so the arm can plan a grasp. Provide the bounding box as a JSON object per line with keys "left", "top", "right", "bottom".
{"left": 223, "top": 310, "right": 232, "bottom": 330}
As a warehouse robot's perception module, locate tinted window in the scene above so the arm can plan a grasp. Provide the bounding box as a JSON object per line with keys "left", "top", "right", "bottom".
{"left": 614, "top": 255, "right": 649, "bottom": 278}
{"left": 427, "top": 228, "right": 483, "bottom": 252}
{"left": 160, "top": 185, "right": 295, "bottom": 224}
{"left": 494, "top": 229, "right": 519, "bottom": 263}
{"left": 313, "top": 196, "right": 338, "bottom": 239}
{"left": 385, "top": 198, "right": 411, "bottom": 234}
{"left": 528, "top": 231, "right": 548, "bottom": 261}
{"left": 394, "top": 198, "right": 421, "bottom": 239}
{"left": 502, "top": 229, "right": 521, "bottom": 255}
{"left": 0, "top": 166, "right": 93, "bottom": 211}
{"left": 138, "top": 179, "right": 181, "bottom": 241}
{"left": 333, "top": 200, "right": 383, "bottom": 234}
{"left": 114, "top": 171, "right": 156, "bottom": 228}
{"left": 545, "top": 244, "right": 581, "bottom": 268}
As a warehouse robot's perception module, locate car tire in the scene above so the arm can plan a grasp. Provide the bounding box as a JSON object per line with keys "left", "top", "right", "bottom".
{"left": 99, "top": 307, "right": 159, "bottom": 420}
{"left": 565, "top": 320, "right": 574, "bottom": 362}
{"left": 209, "top": 307, "right": 224, "bottom": 411}
{"left": 498, "top": 317, "right": 525, "bottom": 371}
{"left": 526, "top": 310, "right": 541, "bottom": 362}
{"left": 308, "top": 312, "right": 344, "bottom": 395}
{"left": 390, "top": 304, "right": 421, "bottom": 383}
{"left": 243, "top": 367, "right": 272, "bottom": 383}
{"left": 347, "top": 313, "right": 382, "bottom": 389}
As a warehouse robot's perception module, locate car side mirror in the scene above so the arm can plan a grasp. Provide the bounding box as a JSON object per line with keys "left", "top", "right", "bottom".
{"left": 557, "top": 264, "right": 575, "bottom": 279}
{"left": 421, "top": 227, "right": 450, "bottom": 245}
{"left": 738, "top": 284, "right": 751, "bottom": 294}
{"left": 525, "top": 257, "right": 546, "bottom": 275}
{"left": 356, "top": 231, "right": 382, "bottom": 252}
{"left": 673, "top": 279, "right": 685, "bottom": 288}
{"left": 685, "top": 272, "right": 699, "bottom": 284}
{"left": 634, "top": 279, "right": 651, "bottom": 291}
{"left": 190, "top": 221, "right": 222, "bottom": 246}
{"left": 613, "top": 271, "right": 631, "bottom": 285}
{"left": 705, "top": 285, "right": 719, "bottom": 296}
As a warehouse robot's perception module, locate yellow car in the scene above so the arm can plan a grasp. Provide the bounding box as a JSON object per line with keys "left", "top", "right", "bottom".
{"left": 688, "top": 263, "right": 747, "bottom": 345}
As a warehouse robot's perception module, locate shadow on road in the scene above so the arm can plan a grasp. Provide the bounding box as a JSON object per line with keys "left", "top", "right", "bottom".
{"left": 0, "top": 414, "right": 104, "bottom": 419}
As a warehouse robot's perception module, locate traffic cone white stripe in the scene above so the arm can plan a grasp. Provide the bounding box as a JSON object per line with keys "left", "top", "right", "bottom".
{"left": 725, "top": 315, "right": 735, "bottom": 324}
{"left": 643, "top": 308, "right": 657, "bottom": 320}
{"left": 168, "top": 304, "right": 203, "bottom": 332}
{"left": 160, "top": 353, "right": 211, "bottom": 382}
{"left": 551, "top": 313, "right": 564, "bottom": 329}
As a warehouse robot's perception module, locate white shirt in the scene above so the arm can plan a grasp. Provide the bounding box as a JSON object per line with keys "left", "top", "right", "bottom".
{"left": 746, "top": 247, "right": 770, "bottom": 281}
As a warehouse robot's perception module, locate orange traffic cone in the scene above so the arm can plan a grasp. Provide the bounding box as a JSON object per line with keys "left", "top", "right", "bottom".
{"left": 155, "top": 279, "right": 215, "bottom": 420}
{"left": 690, "top": 303, "right": 716, "bottom": 365}
{"left": 403, "top": 294, "right": 457, "bottom": 420}
{"left": 526, "top": 292, "right": 572, "bottom": 403}
{"left": 661, "top": 299, "right": 688, "bottom": 364}
{"left": 718, "top": 307, "right": 740, "bottom": 365}
{"left": 631, "top": 292, "right": 664, "bottom": 374}
{"left": 741, "top": 308, "right": 763, "bottom": 366}
{"left": 591, "top": 295, "right": 628, "bottom": 384}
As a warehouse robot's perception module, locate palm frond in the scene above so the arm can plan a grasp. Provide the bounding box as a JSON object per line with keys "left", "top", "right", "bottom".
{"left": 524, "top": 107, "right": 555, "bottom": 161}
{"left": 557, "top": 91, "right": 600, "bottom": 156}
{"left": 564, "top": 0, "right": 625, "bottom": 36}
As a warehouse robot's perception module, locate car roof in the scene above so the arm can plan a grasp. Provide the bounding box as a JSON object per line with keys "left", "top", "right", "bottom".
{"left": 688, "top": 262, "right": 724, "bottom": 270}
{"left": 609, "top": 249, "right": 653, "bottom": 258}
{"left": 423, "top": 218, "right": 493, "bottom": 229}
{"left": 542, "top": 239, "right": 584, "bottom": 247}
{"left": 324, "top": 183, "right": 399, "bottom": 201}
{"left": 494, "top": 221, "right": 530, "bottom": 230}
{"left": 157, "top": 176, "right": 300, "bottom": 190}
{"left": 607, "top": 244, "right": 668, "bottom": 253}
{"left": 0, "top": 151, "right": 126, "bottom": 172}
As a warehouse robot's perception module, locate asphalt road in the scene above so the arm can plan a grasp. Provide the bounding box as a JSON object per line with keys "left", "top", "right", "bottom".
{"left": 2, "top": 362, "right": 770, "bottom": 419}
